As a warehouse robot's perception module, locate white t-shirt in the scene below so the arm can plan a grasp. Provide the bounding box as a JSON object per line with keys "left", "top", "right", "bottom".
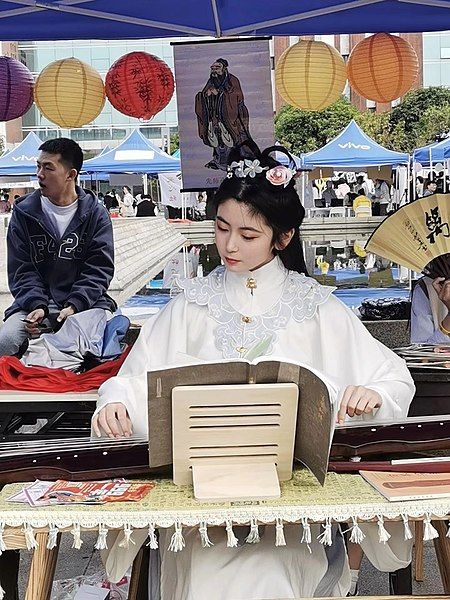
{"left": 41, "top": 195, "right": 78, "bottom": 238}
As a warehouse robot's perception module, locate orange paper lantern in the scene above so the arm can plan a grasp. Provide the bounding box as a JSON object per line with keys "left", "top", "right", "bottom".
{"left": 347, "top": 33, "right": 419, "bottom": 103}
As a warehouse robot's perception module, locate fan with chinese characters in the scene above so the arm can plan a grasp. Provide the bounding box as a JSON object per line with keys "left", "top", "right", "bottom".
{"left": 366, "top": 194, "right": 450, "bottom": 279}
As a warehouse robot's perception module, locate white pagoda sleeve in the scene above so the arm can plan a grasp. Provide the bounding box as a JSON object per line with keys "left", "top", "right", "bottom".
{"left": 316, "top": 295, "right": 415, "bottom": 423}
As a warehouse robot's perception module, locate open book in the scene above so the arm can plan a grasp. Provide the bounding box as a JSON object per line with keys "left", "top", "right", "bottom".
{"left": 147, "top": 358, "right": 337, "bottom": 485}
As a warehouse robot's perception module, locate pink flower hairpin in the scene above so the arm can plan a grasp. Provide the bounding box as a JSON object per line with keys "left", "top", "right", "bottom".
{"left": 266, "top": 165, "right": 296, "bottom": 187}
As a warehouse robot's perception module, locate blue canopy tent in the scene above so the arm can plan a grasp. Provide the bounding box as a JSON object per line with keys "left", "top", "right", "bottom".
{"left": 301, "top": 120, "right": 409, "bottom": 169}
{"left": 0, "top": 132, "right": 42, "bottom": 176}
{"left": 0, "top": 1, "right": 448, "bottom": 40}
{"left": 413, "top": 137, "right": 450, "bottom": 166}
{"left": 172, "top": 149, "right": 180, "bottom": 159}
{"left": 82, "top": 129, "right": 181, "bottom": 174}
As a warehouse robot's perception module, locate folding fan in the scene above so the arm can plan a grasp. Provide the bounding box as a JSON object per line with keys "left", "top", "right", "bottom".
{"left": 366, "top": 194, "right": 450, "bottom": 279}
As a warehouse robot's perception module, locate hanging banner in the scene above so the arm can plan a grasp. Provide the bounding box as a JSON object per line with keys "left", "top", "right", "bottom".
{"left": 173, "top": 38, "right": 274, "bottom": 191}
{"left": 158, "top": 173, "right": 198, "bottom": 208}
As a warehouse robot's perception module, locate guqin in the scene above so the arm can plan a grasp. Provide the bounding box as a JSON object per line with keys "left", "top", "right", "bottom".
{"left": 1, "top": 393, "right": 450, "bottom": 483}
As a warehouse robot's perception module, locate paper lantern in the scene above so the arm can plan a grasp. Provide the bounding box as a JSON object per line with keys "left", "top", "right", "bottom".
{"left": 34, "top": 58, "right": 105, "bottom": 128}
{"left": 275, "top": 40, "right": 347, "bottom": 111}
{"left": 347, "top": 33, "right": 419, "bottom": 103}
{"left": 105, "top": 52, "right": 174, "bottom": 120}
{"left": 0, "top": 57, "right": 33, "bottom": 121}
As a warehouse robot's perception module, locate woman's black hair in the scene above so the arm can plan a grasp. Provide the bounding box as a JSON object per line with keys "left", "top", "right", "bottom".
{"left": 213, "top": 140, "right": 308, "bottom": 275}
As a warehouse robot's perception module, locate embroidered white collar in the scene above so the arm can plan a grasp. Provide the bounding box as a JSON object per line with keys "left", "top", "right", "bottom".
{"left": 175, "top": 258, "right": 334, "bottom": 359}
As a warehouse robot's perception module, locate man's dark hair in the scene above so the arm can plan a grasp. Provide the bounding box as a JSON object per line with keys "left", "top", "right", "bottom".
{"left": 216, "top": 58, "right": 228, "bottom": 68}
{"left": 39, "top": 138, "right": 83, "bottom": 175}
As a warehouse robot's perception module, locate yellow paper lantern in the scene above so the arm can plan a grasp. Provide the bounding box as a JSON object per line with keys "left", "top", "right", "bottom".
{"left": 347, "top": 33, "right": 419, "bottom": 103}
{"left": 34, "top": 58, "right": 105, "bottom": 128}
{"left": 275, "top": 40, "right": 347, "bottom": 111}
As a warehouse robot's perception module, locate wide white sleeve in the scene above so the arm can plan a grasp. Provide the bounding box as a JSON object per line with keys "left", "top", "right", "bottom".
{"left": 93, "top": 293, "right": 188, "bottom": 438}
{"left": 316, "top": 295, "right": 415, "bottom": 422}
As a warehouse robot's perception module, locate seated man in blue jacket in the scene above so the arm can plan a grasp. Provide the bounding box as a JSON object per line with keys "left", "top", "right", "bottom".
{"left": 0, "top": 138, "right": 116, "bottom": 357}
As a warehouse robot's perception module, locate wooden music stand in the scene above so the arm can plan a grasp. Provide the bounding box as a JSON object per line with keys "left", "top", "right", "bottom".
{"left": 172, "top": 383, "right": 298, "bottom": 502}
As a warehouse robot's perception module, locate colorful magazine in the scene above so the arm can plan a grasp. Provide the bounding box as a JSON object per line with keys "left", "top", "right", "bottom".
{"left": 8, "top": 480, "right": 155, "bottom": 506}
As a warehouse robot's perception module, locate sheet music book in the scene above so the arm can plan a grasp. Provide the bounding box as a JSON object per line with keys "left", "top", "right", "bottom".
{"left": 360, "top": 470, "right": 450, "bottom": 501}
{"left": 147, "top": 358, "right": 336, "bottom": 485}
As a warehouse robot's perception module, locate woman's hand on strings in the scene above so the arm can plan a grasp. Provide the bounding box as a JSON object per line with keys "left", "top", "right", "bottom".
{"left": 432, "top": 277, "right": 450, "bottom": 311}
{"left": 337, "top": 386, "right": 382, "bottom": 425}
{"left": 92, "top": 403, "right": 133, "bottom": 438}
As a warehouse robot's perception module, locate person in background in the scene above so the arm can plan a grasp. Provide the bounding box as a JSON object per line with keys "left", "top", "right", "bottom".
{"left": 322, "top": 180, "right": 338, "bottom": 207}
{"left": 336, "top": 178, "right": 350, "bottom": 202}
{"left": 136, "top": 194, "right": 158, "bottom": 217}
{"left": 422, "top": 179, "right": 437, "bottom": 197}
{"left": 372, "top": 179, "right": 391, "bottom": 216}
{"left": 0, "top": 194, "right": 10, "bottom": 213}
{"left": 119, "top": 185, "right": 136, "bottom": 217}
{"left": 356, "top": 175, "right": 374, "bottom": 198}
{"left": 0, "top": 137, "right": 116, "bottom": 357}
{"left": 411, "top": 274, "right": 450, "bottom": 343}
{"left": 104, "top": 189, "right": 119, "bottom": 212}
{"left": 97, "top": 192, "right": 105, "bottom": 206}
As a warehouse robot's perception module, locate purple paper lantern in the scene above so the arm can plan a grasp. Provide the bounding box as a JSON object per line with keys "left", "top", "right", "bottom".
{"left": 0, "top": 57, "right": 34, "bottom": 121}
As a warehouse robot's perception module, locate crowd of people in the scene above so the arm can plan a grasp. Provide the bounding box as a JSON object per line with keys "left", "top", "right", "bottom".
{"left": 97, "top": 186, "right": 160, "bottom": 217}
{"left": 312, "top": 172, "right": 448, "bottom": 216}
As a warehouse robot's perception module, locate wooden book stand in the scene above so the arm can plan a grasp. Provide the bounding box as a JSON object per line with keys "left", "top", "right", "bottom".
{"left": 172, "top": 383, "right": 298, "bottom": 502}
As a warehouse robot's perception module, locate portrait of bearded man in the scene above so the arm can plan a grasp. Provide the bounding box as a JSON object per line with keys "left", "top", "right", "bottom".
{"left": 195, "top": 57, "right": 254, "bottom": 171}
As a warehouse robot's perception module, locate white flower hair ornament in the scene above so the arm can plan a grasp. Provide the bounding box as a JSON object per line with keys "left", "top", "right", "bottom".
{"left": 227, "top": 158, "right": 268, "bottom": 179}
{"left": 266, "top": 165, "right": 296, "bottom": 188}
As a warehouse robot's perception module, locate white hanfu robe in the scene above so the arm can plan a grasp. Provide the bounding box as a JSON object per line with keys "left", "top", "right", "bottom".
{"left": 94, "top": 257, "right": 415, "bottom": 599}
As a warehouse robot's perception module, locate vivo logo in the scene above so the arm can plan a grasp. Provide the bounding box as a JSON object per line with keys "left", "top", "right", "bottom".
{"left": 338, "top": 142, "right": 371, "bottom": 150}
{"left": 11, "top": 155, "right": 38, "bottom": 161}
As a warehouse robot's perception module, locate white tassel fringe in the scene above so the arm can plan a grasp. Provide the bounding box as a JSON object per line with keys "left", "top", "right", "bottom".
{"left": 47, "top": 524, "right": 59, "bottom": 550}
{"left": 71, "top": 523, "right": 83, "bottom": 549}
{"left": 275, "top": 518, "right": 286, "bottom": 547}
{"left": 147, "top": 524, "right": 158, "bottom": 550}
{"left": 377, "top": 516, "right": 391, "bottom": 544}
{"left": 0, "top": 582, "right": 4, "bottom": 600}
{"left": 301, "top": 517, "right": 312, "bottom": 546}
{"left": 118, "top": 524, "right": 135, "bottom": 549}
{"left": 23, "top": 524, "right": 38, "bottom": 550}
{"left": 95, "top": 524, "right": 108, "bottom": 550}
{"left": 168, "top": 522, "right": 185, "bottom": 552}
{"left": 199, "top": 522, "right": 213, "bottom": 548}
{"left": 446, "top": 522, "right": 450, "bottom": 538}
{"left": 401, "top": 515, "right": 413, "bottom": 541}
{"left": 349, "top": 517, "right": 365, "bottom": 544}
{"left": 226, "top": 520, "right": 238, "bottom": 548}
{"left": 423, "top": 514, "right": 439, "bottom": 541}
{"left": 0, "top": 524, "right": 6, "bottom": 555}
{"left": 318, "top": 518, "right": 333, "bottom": 546}
{"left": 245, "top": 519, "right": 260, "bottom": 544}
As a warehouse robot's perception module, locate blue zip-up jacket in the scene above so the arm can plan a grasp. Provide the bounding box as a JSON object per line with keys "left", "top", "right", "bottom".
{"left": 5, "top": 186, "right": 116, "bottom": 320}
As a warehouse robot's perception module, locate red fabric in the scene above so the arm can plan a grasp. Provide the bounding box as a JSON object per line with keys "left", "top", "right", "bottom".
{"left": 0, "top": 347, "right": 131, "bottom": 392}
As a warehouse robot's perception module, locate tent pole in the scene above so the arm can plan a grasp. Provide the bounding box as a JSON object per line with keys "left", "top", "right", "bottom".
{"left": 406, "top": 158, "right": 410, "bottom": 204}
{"left": 429, "top": 148, "right": 433, "bottom": 180}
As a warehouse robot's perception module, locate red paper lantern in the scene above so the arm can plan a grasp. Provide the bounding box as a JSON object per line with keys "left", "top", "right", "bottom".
{"left": 105, "top": 52, "right": 174, "bottom": 120}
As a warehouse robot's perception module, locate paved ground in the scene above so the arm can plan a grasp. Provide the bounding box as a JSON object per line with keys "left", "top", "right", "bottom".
{"left": 17, "top": 534, "right": 445, "bottom": 598}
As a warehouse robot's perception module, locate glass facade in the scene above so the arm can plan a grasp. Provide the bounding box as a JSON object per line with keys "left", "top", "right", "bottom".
{"left": 18, "top": 39, "right": 179, "bottom": 148}
{"left": 423, "top": 31, "right": 450, "bottom": 87}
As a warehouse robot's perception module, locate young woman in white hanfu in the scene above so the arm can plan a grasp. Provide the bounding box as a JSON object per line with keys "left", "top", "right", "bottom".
{"left": 92, "top": 145, "right": 415, "bottom": 600}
